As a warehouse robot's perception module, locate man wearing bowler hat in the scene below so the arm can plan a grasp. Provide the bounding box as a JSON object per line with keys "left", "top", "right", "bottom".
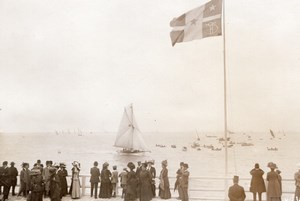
{"left": 228, "top": 175, "right": 246, "bottom": 201}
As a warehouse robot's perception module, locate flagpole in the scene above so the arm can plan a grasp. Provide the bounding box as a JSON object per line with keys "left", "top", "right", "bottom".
{"left": 222, "top": 0, "right": 229, "bottom": 199}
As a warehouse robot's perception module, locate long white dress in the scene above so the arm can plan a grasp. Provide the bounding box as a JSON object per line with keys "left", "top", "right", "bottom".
{"left": 71, "top": 168, "right": 81, "bottom": 199}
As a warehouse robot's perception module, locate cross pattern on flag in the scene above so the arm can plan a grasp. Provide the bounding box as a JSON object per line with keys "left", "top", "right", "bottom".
{"left": 170, "top": 0, "right": 222, "bottom": 46}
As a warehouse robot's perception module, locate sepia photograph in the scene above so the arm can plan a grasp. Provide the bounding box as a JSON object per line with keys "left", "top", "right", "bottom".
{"left": 0, "top": 0, "right": 300, "bottom": 201}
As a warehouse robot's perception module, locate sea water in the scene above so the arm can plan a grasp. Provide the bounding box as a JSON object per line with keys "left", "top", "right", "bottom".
{"left": 0, "top": 131, "right": 299, "bottom": 200}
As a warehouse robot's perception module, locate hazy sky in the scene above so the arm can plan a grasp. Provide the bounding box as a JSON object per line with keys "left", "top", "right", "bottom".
{"left": 0, "top": 0, "right": 300, "bottom": 133}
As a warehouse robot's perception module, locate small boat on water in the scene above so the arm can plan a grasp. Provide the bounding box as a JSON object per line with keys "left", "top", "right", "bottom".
{"left": 191, "top": 141, "right": 200, "bottom": 148}
{"left": 241, "top": 142, "right": 254, "bottom": 146}
{"left": 114, "top": 104, "right": 150, "bottom": 154}
{"left": 218, "top": 137, "right": 230, "bottom": 142}
{"left": 212, "top": 147, "right": 222, "bottom": 151}
{"left": 182, "top": 146, "right": 187, "bottom": 151}
{"left": 267, "top": 147, "right": 278, "bottom": 151}
{"left": 171, "top": 145, "right": 177, "bottom": 148}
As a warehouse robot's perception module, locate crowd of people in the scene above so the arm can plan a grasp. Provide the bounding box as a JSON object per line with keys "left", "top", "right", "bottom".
{"left": 1, "top": 160, "right": 300, "bottom": 201}
{"left": 0, "top": 159, "right": 190, "bottom": 201}
{"left": 228, "top": 162, "right": 300, "bottom": 201}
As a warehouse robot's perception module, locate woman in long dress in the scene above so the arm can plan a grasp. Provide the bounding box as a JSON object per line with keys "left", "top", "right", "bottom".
{"left": 70, "top": 161, "right": 81, "bottom": 199}
{"left": 57, "top": 163, "right": 68, "bottom": 198}
{"left": 125, "top": 162, "right": 138, "bottom": 201}
{"left": 99, "top": 162, "right": 112, "bottom": 198}
{"left": 266, "top": 162, "right": 281, "bottom": 201}
{"left": 250, "top": 163, "right": 266, "bottom": 201}
{"left": 49, "top": 166, "right": 61, "bottom": 201}
{"left": 159, "top": 160, "right": 171, "bottom": 199}
{"left": 139, "top": 163, "right": 153, "bottom": 201}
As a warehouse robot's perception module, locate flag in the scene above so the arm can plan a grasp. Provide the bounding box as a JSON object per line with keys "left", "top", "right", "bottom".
{"left": 170, "top": 0, "right": 222, "bottom": 46}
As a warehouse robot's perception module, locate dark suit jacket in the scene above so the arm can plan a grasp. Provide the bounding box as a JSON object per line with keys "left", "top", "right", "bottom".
{"left": 149, "top": 167, "right": 156, "bottom": 179}
{"left": 228, "top": 184, "right": 246, "bottom": 201}
{"left": 90, "top": 167, "right": 100, "bottom": 183}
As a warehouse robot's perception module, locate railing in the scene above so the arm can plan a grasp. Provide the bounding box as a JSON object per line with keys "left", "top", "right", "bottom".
{"left": 13, "top": 175, "right": 297, "bottom": 201}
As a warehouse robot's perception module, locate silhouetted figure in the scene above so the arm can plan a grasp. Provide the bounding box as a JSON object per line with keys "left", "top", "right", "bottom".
{"left": 175, "top": 162, "right": 184, "bottom": 199}
{"left": 70, "top": 161, "right": 81, "bottom": 199}
{"left": 9, "top": 162, "right": 18, "bottom": 196}
{"left": 125, "top": 162, "right": 138, "bottom": 201}
{"left": 139, "top": 163, "right": 152, "bottom": 201}
{"left": 99, "top": 162, "right": 112, "bottom": 198}
{"left": 294, "top": 164, "right": 300, "bottom": 201}
{"left": 179, "top": 163, "right": 189, "bottom": 201}
{"left": 49, "top": 166, "right": 61, "bottom": 201}
{"left": 111, "top": 165, "right": 118, "bottom": 197}
{"left": 57, "top": 163, "right": 68, "bottom": 198}
{"left": 0, "top": 161, "right": 11, "bottom": 201}
{"left": 250, "top": 163, "right": 266, "bottom": 201}
{"left": 147, "top": 160, "right": 156, "bottom": 198}
{"left": 29, "top": 169, "right": 44, "bottom": 201}
{"left": 119, "top": 168, "right": 128, "bottom": 198}
{"left": 18, "top": 163, "right": 30, "bottom": 197}
{"left": 159, "top": 160, "right": 171, "bottom": 199}
{"left": 266, "top": 162, "right": 281, "bottom": 201}
{"left": 90, "top": 161, "right": 100, "bottom": 199}
{"left": 228, "top": 175, "right": 246, "bottom": 201}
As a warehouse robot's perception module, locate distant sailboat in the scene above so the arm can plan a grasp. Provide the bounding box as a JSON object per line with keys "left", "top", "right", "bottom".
{"left": 114, "top": 104, "right": 150, "bottom": 153}
{"left": 270, "top": 129, "right": 275, "bottom": 138}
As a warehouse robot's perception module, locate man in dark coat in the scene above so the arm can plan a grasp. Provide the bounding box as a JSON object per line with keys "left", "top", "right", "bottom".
{"left": 147, "top": 160, "right": 156, "bottom": 197}
{"left": 9, "top": 162, "right": 18, "bottom": 196}
{"left": 228, "top": 176, "right": 246, "bottom": 201}
{"left": 90, "top": 161, "right": 100, "bottom": 198}
{"left": 0, "top": 161, "right": 11, "bottom": 201}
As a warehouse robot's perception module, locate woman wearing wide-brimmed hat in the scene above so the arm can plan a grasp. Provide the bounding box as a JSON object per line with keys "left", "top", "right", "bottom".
{"left": 125, "top": 162, "right": 138, "bottom": 201}
{"left": 266, "top": 162, "right": 281, "bottom": 201}
{"left": 69, "top": 161, "right": 81, "bottom": 199}
{"left": 159, "top": 160, "right": 171, "bottom": 199}
{"left": 57, "top": 163, "right": 68, "bottom": 198}
{"left": 99, "top": 162, "right": 112, "bottom": 198}
{"left": 250, "top": 163, "right": 266, "bottom": 201}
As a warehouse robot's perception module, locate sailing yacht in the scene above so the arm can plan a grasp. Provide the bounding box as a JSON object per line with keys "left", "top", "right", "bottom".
{"left": 114, "top": 104, "right": 150, "bottom": 154}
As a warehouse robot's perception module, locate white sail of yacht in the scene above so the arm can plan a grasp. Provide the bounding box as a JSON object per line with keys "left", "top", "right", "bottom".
{"left": 114, "top": 104, "right": 150, "bottom": 153}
